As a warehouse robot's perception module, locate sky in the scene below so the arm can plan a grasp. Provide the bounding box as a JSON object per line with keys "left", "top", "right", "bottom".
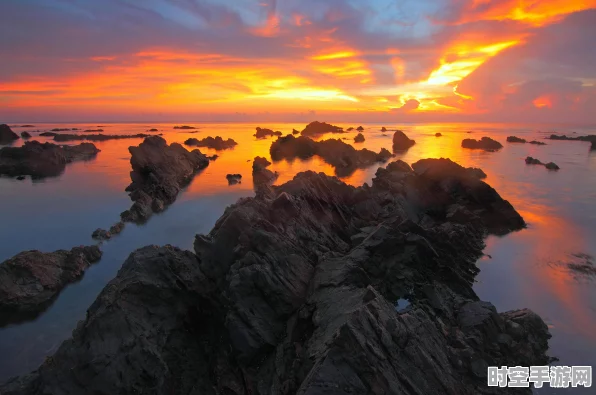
{"left": 1, "top": 0, "right": 595, "bottom": 123}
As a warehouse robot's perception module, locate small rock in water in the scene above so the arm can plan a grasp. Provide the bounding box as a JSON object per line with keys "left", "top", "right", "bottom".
{"left": 435, "top": 132, "right": 442, "bottom": 137}
{"left": 392, "top": 130, "right": 416, "bottom": 151}
{"left": 226, "top": 174, "right": 242, "bottom": 185}
{"left": 507, "top": 136, "right": 526, "bottom": 143}
{"left": 20, "top": 131, "right": 32, "bottom": 139}
{"left": 16, "top": 175, "right": 26, "bottom": 180}
{"left": 545, "top": 162, "right": 560, "bottom": 170}
{"left": 354, "top": 133, "right": 365, "bottom": 143}
{"left": 525, "top": 156, "right": 543, "bottom": 165}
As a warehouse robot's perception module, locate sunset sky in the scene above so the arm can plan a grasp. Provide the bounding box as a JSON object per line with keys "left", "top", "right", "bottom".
{"left": 1, "top": 0, "right": 595, "bottom": 123}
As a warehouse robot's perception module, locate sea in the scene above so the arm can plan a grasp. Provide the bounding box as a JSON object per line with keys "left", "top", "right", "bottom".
{"left": 1, "top": 122, "right": 595, "bottom": 393}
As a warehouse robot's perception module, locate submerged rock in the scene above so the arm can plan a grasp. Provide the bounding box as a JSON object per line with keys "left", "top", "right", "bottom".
{"left": 20, "top": 132, "right": 31, "bottom": 139}
{"left": 0, "top": 124, "right": 19, "bottom": 144}
{"left": 0, "top": 141, "right": 100, "bottom": 178}
{"left": 226, "top": 174, "right": 242, "bottom": 185}
{"left": 301, "top": 121, "right": 344, "bottom": 137}
{"left": 462, "top": 137, "right": 503, "bottom": 151}
{"left": 0, "top": 160, "right": 549, "bottom": 395}
{"left": 392, "top": 130, "right": 416, "bottom": 151}
{"left": 185, "top": 136, "right": 238, "bottom": 150}
{"left": 120, "top": 136, "right": 209, "bottom": 223}
{"left": 507, "top": 136, "right": 526, "bottom": 143}
{"left": 270, "top": 134, "right": 392, "bottom": 177}
{"left": 254, "top": 127, "right": 282, "bottom": 139}
{"left": 354, "top": 132, "right": 365, "bottom": 143}
{"left": 0, "top": 246, "right": 102, "bottom": 321}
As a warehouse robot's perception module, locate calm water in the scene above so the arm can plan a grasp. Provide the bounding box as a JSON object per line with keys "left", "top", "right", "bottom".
{"left": 1, "top": 122, "right": 595, "bottom": 392}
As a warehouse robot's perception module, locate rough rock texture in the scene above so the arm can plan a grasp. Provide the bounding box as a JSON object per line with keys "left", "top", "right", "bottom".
{"left": 0, "top": 159, "right": 549, "bottom": 395}
{"left": 0, "top": 124, "right": 19, "bottom": 144}
{"left": 20, "top": 132, "right": 31, "bottom": 139}
{"left": 91, "top": 222, "right": 125, "bottom": 241}
{"left": 0, "top": 246, "right": 102, "bottom": 322}
{"left": 252, "top": 156, "right": 278, "bottom": 189}
{"left": 301, "top": 121, "right": 344, "bottom": 137}
{"left": 185, "top": 136, "right": 238, "bottom": 150}
{"left": 392, "top": 130, "right": 416, "bottom": 151}
{"left": 255, "top": 127, "right": 282, "bottom": 139}
{"left": 226, "top": 174, "right": 242, "bottom": 185}
{"left": 507, "top": 136, "right": 526, "bottom": 143}
{"left": 548, "top": 134, "right": 596, "bottom": 150}
{"left": 0, "top": 141, "right": 100, "bottom": 178}
{"left": 120, "top": 136, "right": 209, "bottom": 223}
{"left": 41, "top": 133, "right": 152, "bottom": 142}
{"left": 270, "top": 134, "right": 392, "bottom": 177}
{"left": 462, "top": 137, "right": 503, "bottom": 151}
{"left": 354, "top": 132, "right": 365, "bottom": 143}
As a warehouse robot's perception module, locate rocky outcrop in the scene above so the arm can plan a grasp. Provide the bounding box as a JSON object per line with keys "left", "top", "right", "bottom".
{"left": 0, "top": 124, "right": 19, "bottom": 144}
{"left": 91, "top": 222, "right": 125, "bottom": 241}
{"left": 185, "top": 136, "right": 238, "bottom": 150}
{"left": 525, "top": 157, "right": 560, "bottom": 170}
{"left": 545, "top": 162, "right": 560, "bottom": 170}
{"left": 381, "top": 127, "right": 387, "bottom": 132}
{"left": 252, "top": 156, "right": 278, "bottom": 189}
{"left": 83, "top": 129, "right": 104, "bottom": 133}
{"left": 148, "top": 128, "right": 159, "bottom": 132}
{"left": 0, "top": 159, "right": 548, "bottom": 395}
{"left": 462, "top": 137, "right": 503, "bottom": 151}
{"left": 356, "top": 125, "right": 364, "bottom": 131}
{"left": 49, "top": 128, "right": 78, "bottom": 132}
{"left": 354, "top": 132, "right": 365, "bottom": 143}
{"left": 174, "top": 125, "right": 197, "bottom": 130}
{"left": 435, "top": 132, "right": 442, "bottom": 137}
{"left": 226, "top": 174, "right": 242, "bottom": 185}
{"left": 0, "top": 141, "right": 100, "bottom": 178}
{"left": 347, "top": 127, "right": 354, "bottom": 131}
{"left": 254, "top": 127, "right": 282, "bottom": 139}
{"left": 507, "top": 136, "right": 526, "bottom": 143}
{"left": 270, "top": 134, "right": 392, "bottom": 177}
{"left": 467, "top": 167, "right": 488, "bottom": 179}
{"left": 0, "top": 246, "right": 102, "bottom": 323}
{"left": 20, "top": 132, "right": 31, "bottom": 139}
{"left": 120, "top": 136, "right": 209, "bottom": 223}
{"left": 292, "top": 129, "right": 300, "bottom": 135}
{"left": 529, "top": 141, "right": 546, "bottom": 145}
{"left": 547, "top": 134, "right": 596, "bottom": 150}
{"left": 301, "top": 121, "right": 344, "bottom": 137}
{"left": 41, "top": 133, "right": 152, "bottom": 142}
{"left": 392, "top": 130, "right": 416, "bottom": 151}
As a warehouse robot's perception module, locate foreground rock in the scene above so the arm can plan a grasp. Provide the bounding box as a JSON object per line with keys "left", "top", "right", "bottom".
{"left": 185, "top": 136, "right": 238, "bottom": 150}
{"left": 226, "top": 174, "right": 242, "bottom": 185}
{"left": 462, "top": 137, "right": 503, "bottom": 151}
{"left": 40, "top": 132, "right": 151, "bottom": 142}
{"left": 254, "top": 127, "right": 282, "bottom": 139}
{"left": 0, "top": 246, "right": 102, "bottom": 323}
{"left": 120, "top": 136, "right": 209, "bottom": 223}
{"left": 392, "top": 130, "right": 416, "bottom": 151}
{"left": 301, "top": 121, "right": 344, "bottom": 137}
{"left": 354, "top": 132, "right": 365, "bottom": 143}
{"left": 525, "top": 157, "right": 560, "bottom": 170}
{"left": 0, "top": 159, "right": 550, "bottom": 395}
{"left": 0, "top": 124, "right": 19, "bottom": 144}
{"left": 270, "top": 134, "right": 392, "bottom": 176}
{"left": 0, "top": 141, "right": 100, "bottom": 178}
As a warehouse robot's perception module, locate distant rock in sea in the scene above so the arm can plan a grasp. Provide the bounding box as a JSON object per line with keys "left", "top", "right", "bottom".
{"left": 547, "top": 134, "right": 596, "bottom": 150}
{"left": 20, "top": 131, "right": 31, "bottom": 139}
{"left": 356, "top": 125, "right": 364, "bottom": 131}
{"left": 347, "top": 127, "right": 354, "bottom": 131}
{"left": 507, "top": 136, "right": 526, "bottom": 143}
{"left": 525, "top": 156, "right": 560, "bottom": 170}
{"left": 300, "top": 121, "right": 344, "bottom": 137}
{"left": 529, "top": 141, "right": 547, "bottom": 145}
{"left": 0, "top": 124, "right": 19, "bottom": 144}
{"left": 185, "top": 136, "right": 238, "bottom": 150}
{"left": 462, "top": 137, "right": 503, "bottom": 151}
{"left": 381, "top": 127, "right": 387, "bottom": 132}
{"left": 392, "top": 130, "right": 416, "bottom": 151}
{"left": 292, "top": 129, "right": 299, "bottom": 135}
{"left": 0, "top": 141, "right": 100, "bottom": 178}
{"left": 226, "top": 174, "right": 242, "bottom": 185}
{"left": 173, "top": 125, "right": 197, "bottom": 130}
{"left": 20, "top": 125, "right": 34, "bottom": 128}
{"left": 50, "top": 128, "right": 78, "bottom": 132}
{"left": 91, "top": 222, "right": 125, "bottom": 241}
{"left": 545, "top": 162, "right": 560, "bottom": 170}
{"left": 435, "top": 132, "right": 442, "bottom": 137}
{"left": 254, "top": 127, "right": 282, "bottom": 139}
{"left": 354, "top": 132, "right": 365, "bottom": 143}
{"left": 148, "top": 128, "right": 159, "bottom": 132}
{"left": 83, "top": 129, "right": 104, "bottom": 133}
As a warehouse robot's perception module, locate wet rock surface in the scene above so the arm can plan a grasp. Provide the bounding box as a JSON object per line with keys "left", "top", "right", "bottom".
{"left": 270, "top": 134, "right": 392, "bottom": 177}
{"left": 301, "top": 121, "right": 344, "bottom": 137}
{"left": 0, "top": 246, "right": 102, "bottom": 324}
{"left": 0, "top": 158, "right": 549, "bottom": 395}
{"left": 0, "top": 141, "right": 100, "bottom": 178}
{"left": 0, "top": 124, "right": 19, "bottom": 144}
{"left": 462, "top": 137, "right": 503, "bottom": 151}
{"left": 255, "top": 127, "right": 282, "bottom": 139}
{"left": 392, "top": 130, "right": 416, "bottom": 151}
{"left": 185, "top": 136, "right": 238, "bottom": 150}
{"left": 120, "top": 136, "right": 210, "bottom": 223}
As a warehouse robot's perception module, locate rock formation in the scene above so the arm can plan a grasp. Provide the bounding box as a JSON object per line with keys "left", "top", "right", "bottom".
{"left": 0, "top": 246, "right": 102, "bottom": 324}
{"left": 354, "top": 132, "right": 365, "bottom": 143}
{"left": 91, "top": 222, "right": 125, "bottom": 241}
{"left": 392, "top": 130, "right": 416, "bottom": 151}
{"left": 20, "top": 132, "right": 31, "bottom": 139}
{"left": 347, "top": 127, "right": 354, "bottom": 131}
{"left": 0, "top": 159, "right": 549, "bottom": 395}
{"left": 49, "top": 128, "right": 79, "bottom": 132}
{"left": 252, "top": 156, "right": 278, "bottom": 189}
{"left": 148, "top": 128, "right": 159, "bottom": 132}
{"left": 435, "top": 132, "right": 442, "bottom": 137}
{"left": 529, "top": 141, "right": 546, "bottom": 145}
{"left": 174, "top": 125, "right": 197, "bottom": 130}
{"left": 120, "top": 136, "right": 210, "bottom": 223}
{"left": 356, "top": 125, "right": 364, "bottom": 131}
{"left": 270, "top": 134, "right": 392, "bottom": 177}
{"left": 462, "top": 137, "right": 503, "bottom": 151}
{"left": 545, "top": 162, "right": 560, "bottom": 170}
{"left": 0, "top": 141, "right": 100, "bottom": 178}
{"left": 381, "top": 127, "right": 387, "bottom": 132}
{"left": 547, "top": 134, "right": 596, "bottom": 150}
{"left": 83, "top": 129, "right": 104, "bottom": 133}
{"left": 226, "top": 174, "right": 242, "bottom": 185}
{"left": 507, "top": 136, "right": 526, "bottom": 143}
{"left": 254, "top": 127, "right": 282, "bottom": 139}
{"left": 0, "top": 124, "right": 19, "bottom": 144}
{"left": 292, "top": 129, "right": 300, "bottom": 135}
{"left": 185, "top": 136, "right": 238, "bottom": 150}
{"left": 300, "top": 121, "right": 344, "bottom": 137}
{"left": 525, "top": 157, "right": 560, "bottom": 170}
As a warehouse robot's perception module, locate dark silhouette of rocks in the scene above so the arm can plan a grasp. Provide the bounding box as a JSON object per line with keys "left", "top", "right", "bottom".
{"left": 435, "top": 132, "right": 442, "bottom": 137}
{"left": 20, "top": 132, "right": 31, "bottom": 139}
{"left": 16, "top": 175, "right": 25, "bottom": 180}
{"left": 507, "top": 136, "right": 526, "bottom": 143}
{"left": 462, "top": 137, "right": 503, "bottom": 151}
{"left": 0, "top": 141, "right": 100, "bottom": 178}
{"left": 547, "top": 134, "right": 596, "bottom": 150}
{"left": 467, "top": 167, "right": 488, "bottom": 179}
{"left": 292, "top": 129, "right": 299, "bottom": 135}
{"left": 392, "top": 130, "right": 416, "bottom": 151}
{"left": 226, "top": 174, "right": 242, "bottom": 185}
{"left": 41, "top": 132, "right": 151, "bottom": 142}
{"left": 300, "top": 121, "right": 344, "bottom": 137}
{"left": 254, "top": 127, "right": 282, "bottom": 139}
{"left": 49, "top": 128, "right": 79, "bottom": 132}
{"left": 0, "top": 160, "right": 550, "bottom": 395}
{"left": 148, "top": 128, "right": 159, "bottom": 132}
{"left": 91, "top": 222, "right": 125, "bottom": 241}
{"left": 592, "top": 141, "right": 595, "bottom": 150}
{"left": 525, "top": 156, "right": 543, "bottom": 165}
{"left": 173, "top": 125, "right": 197, "bottom": 130}
{"left": 347, "top": 127, "right": 354, "bottom": 131}
{"left": 0, "top": 246, "right": 102, "bottom": 323}
{"left": 120, "top": 136, "right": 209, "bottom": 223}
{"left": 270, "top": 134, "right": 392, "bottom": 177}
{"left": 185, "top": 136, "right": 238, "bottom": 150}
{"left": 0, "top": 124, "right": 19, "bottom": 144}
{"left": 356, "top": 125, "right": 364, "bottom": 131}
{"left": 252, "top": 156, "right": 278, "bottom": 189}
{"left": 354, "top": 132, "right": 365, "bottom": 143}
{"left": 83, "top": 129, "right": 103, "bottom": 133}
{"left": 545, "top": 162, "right": 560, "bottom": 170}
{"left": 20, "top": 125, "right": 34, "bottom": 128}
{"left": 529, "top": 141, "right": 546, "bottom": 145}
{"left": 381, "top": 127, "right": 387, "bottom": 132}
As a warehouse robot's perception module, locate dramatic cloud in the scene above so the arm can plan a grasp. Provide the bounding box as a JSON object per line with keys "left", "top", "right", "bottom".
{"left": 0, "top": 0, "right": 594, "bottom": 122}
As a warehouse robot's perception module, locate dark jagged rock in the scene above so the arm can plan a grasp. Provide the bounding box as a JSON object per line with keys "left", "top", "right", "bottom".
{"left": 392, "top": 130, "right": 416, "bottom": 151}
{"left": 435, "top": 132, "right": 442, "bottom": 137}
{"left": 0, "top": 160, "right": 548, "bottom": 395}
{"left": 0, "top": 124, "right": 19, "bottom": 144}
{"left": 525, "top": 156, "right": 543, "bottom": 165}
{"left": 354, "top": 132, "right": 365, "bottom": 143}
{"left": 254, "top": 127, "right": 282, "bottom": 139}
{"left": 0, "top": 246, "right": 102, "bottom": 322}
{"left": 91, "top": 228, "right": 111, "bottom": 241}
{"left": 185, "top": 136, "right": 238, "bottom": 150}
{"left": 20, "top": 132, "right": 31, "bottom": 139}
{"left": 301, "top": 121, "right": 344, "bottom": 137}
{"left": 507, "top": 136, "right": 526, "bottom": 143}
{"left": 462, "top": 137, "right": 503, "bottom": 151}
{"left": 50, "top": 133, "right": 151, "bottom": 142}
{"left": 0, "top": 141, "right": 100, "bottom": 178}
{"left": 529, "top": 141, "right": 546, "bottom": 145}
{"left": 545, "top": 162, "right": 560, "bottom": 170}
{"left": 292, "top": 129, "right": 300, "bottom": 135}
{"left": 356, "top": 125, "right": 364, "bottom": 131}
{"left": 270, "top": 134, "right": 392, "bottom": 177}
{"left": 226, "top": 174, "right": 242, "bottom": 185}
{"left": 174, "top": 125, "right": 197, "bottom": 130}
{"left": 109, "top": 221, "right": 125, "bottom": 235}
{"left": 120, "top": 136, "right": 209, "bottom": 223}
{"left": 252, "top": 156, "right": 278, "bottom": 189}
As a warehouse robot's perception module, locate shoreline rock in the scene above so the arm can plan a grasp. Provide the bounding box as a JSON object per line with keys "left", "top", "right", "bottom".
{"left": 0, "top": 124, "right": 19, "bottom": 144}
{"left": 254, "top": 127, "right": 282, "bottom": 139}
{"left": 392, "top": 130, "right": 416, "bottom": 151}
{"left": 0, "top": 141, "right": 100, "bottom": 178}
{"left": 0, "top": 246, "right": 102, "bottom": 325}
{"left": 0, "top": 160, "right": 549, "bottom": 395}
{"left": 462, "top": 137, "right": 503, "bottom": 151}
{"left": 301, "top": 121, "right": 344, "bottom": 137}
{"left": 120, "top": 136, "right": 209, "bottom": 223}
{"left": 185, "top": 136, "right": 238, "bottom": 150}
